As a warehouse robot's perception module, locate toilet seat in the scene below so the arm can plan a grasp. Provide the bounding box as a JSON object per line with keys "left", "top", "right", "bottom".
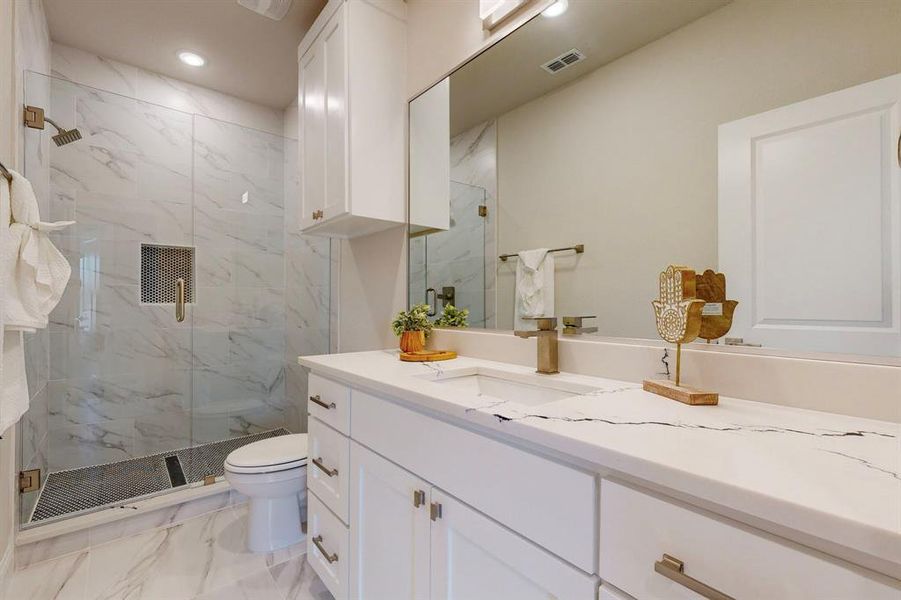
{"left": 224, "top": 433, "right": 309, "bottom": 474}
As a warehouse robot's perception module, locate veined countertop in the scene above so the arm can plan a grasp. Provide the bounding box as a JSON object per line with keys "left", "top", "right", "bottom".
{"left": 298, "top": 350, "right": 901, "bottom": 576}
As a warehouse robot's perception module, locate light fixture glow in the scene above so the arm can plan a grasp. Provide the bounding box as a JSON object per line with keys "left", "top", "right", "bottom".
{"left": 178, "top": 51, "right": 206, "bottom": 67}
{"left": 541, "top": 0, "right": 568, "bottom": 18}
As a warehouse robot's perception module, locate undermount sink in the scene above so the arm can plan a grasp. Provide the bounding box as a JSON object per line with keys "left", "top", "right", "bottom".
{"left": 422, "top": 367, "right": 599, "bottom": 407}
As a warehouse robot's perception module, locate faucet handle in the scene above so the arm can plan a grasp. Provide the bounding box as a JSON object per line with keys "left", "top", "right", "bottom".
{"left": 562, "top": 315, "right": 598, "bottom": 335}
{"left": 522, "top": 316, "right": 557, "bottom": 331}
{"left": 562, "top": 315, "right": 595, "bottom": 327}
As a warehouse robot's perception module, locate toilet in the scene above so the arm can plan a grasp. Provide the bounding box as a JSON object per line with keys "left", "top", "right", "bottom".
{"left": 224, "top": 433, "right": 308, "bottom": 553}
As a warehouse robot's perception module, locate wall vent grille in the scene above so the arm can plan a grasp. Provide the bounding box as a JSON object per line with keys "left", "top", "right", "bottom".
{"left": 541, "top": 49, "right": 586, "bottom": 74}
{"left": 140, "top": 244, "right": 195, "bottom": 304}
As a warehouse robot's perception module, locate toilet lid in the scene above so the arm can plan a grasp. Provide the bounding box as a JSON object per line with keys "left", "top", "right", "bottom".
{"left": 225, "top": 433, "right": 308, "bottom": 473}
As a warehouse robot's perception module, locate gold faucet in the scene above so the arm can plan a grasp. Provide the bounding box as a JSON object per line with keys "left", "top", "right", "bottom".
{"left": 514, "top": 317, "right": 559, "bottom": 374}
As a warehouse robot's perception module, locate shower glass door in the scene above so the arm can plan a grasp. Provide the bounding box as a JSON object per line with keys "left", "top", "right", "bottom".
{"left": 19, "top": 71, "right": 197, "bottom": 524}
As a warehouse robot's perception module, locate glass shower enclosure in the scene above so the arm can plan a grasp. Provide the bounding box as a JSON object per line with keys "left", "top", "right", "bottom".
{"left": 409, "top": 180, "right": 487, "bottom": 326}
{"left": 17, "top": 71, "right": 326, "bottom": 526}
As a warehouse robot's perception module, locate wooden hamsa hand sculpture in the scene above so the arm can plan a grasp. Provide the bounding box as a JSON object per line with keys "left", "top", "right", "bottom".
{"left": 644, "top": 265, "right": 718, "bottom": 405}
{"left": 696, "top": 269, "right": 738, "bottom": 342}
{"left": 651, "top": 265, "right": 704, "bottom": 345}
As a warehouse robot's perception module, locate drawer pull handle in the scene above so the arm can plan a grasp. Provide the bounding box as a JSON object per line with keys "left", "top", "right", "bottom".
{"left": 309, "top": 395, "right": 335, "bottom": 410}
{"left": 312, "top": 535, "right": 338, "bottom": 563}
{"left": 654, "top": 554, "right": 734, "bottom": 600}
{"left": 313, "top": 457, "right": 338, "bottom": 477}
{"left": 430, "top": 501, "right": 442, "bottom": 521}
{"left": 413, "top": 489, "right": 426, "bottom": 508}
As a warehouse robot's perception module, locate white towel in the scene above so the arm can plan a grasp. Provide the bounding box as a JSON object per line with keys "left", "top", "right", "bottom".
{"left": 0, "top": 170, "right": 74, "bottom": 432}
{"left": 3, "top": 169, "right": 74, "bottom": 331}
{"left": 514, "top": 248, "right": 555, "bottom": 331}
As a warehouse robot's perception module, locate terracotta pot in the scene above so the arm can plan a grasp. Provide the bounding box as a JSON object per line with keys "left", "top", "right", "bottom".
{"left": 399, "top": 330, "right": 426, "bottom": 353}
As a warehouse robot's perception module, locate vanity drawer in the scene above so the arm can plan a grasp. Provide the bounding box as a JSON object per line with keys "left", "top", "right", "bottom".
{"left": 308, "top": 491, "right": 349, "bottom": 600}
{"left": 309, "top": 416, "right": 350, "bottom": 524}
{"left": 351, "top": 390, "right": 597, "bottom": 573}
{"left": 599, "top": 480, "right": 899, "bottom": 599}
{"left": 308, "top": 374, "right": 351, "bottom": 435}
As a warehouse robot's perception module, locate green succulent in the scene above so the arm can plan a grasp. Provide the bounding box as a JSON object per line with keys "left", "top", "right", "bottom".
{"left": 392, "top": 304, "right": 434, "bottom": 337}
{"left": 435, "top": 304, "right": 469, "bottom": 328}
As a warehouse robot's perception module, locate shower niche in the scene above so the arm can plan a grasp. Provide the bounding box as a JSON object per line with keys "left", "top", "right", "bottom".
{"left": 140, "top": 243, "right": 196, "bottom": 304}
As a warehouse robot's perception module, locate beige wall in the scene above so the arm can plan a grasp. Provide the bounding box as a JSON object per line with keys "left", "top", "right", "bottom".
{"left": 495, "top": 0, "right": 901, "bottom": 336}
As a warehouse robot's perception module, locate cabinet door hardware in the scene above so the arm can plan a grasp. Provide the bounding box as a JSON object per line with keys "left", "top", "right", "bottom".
{"left": 313, "top": 457, "right": 339, "bottom": 477}
{"left": 413, "top": 489, "right": 426, "bottom": 508}
{"left": 312, "top": 535, "right": 339, "bottom": 563}
{"left": 430, "top": 501, "right": 442, "bottom": 521}
{"left": 654, "top": 554, "right": 734, "bottom": 600}
{"left": 309, "top": 394, "right": 336, "bottom": 410}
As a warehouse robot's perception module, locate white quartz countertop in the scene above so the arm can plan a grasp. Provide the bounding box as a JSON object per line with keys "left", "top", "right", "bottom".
{"left": 299, "top": 350, "right": 901, "bottom": 573}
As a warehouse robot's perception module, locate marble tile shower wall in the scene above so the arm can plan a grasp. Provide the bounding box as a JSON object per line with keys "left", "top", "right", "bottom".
{"left": 12, "top": 44, "right": 333, "bottom": 482}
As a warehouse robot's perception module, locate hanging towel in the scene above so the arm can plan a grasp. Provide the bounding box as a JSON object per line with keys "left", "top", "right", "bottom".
{"left": 0, "top": 170, "right": 74, "bottom": 433}
{"left": 3, "top": 169, "right": 74, "bottom": 331}
{"left": 514, "top": 248, "right": 555, "bottom": 331}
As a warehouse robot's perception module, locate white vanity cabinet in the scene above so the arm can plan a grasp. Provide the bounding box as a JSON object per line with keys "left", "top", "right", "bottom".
{"left": 303, "top": 369, "right": 901, "bottom": 600}
{"left": 306, "top": 374, "right": 599, "bottom": 600}
{"left": 297, "top": 0, "right": 406, "bottom": 238}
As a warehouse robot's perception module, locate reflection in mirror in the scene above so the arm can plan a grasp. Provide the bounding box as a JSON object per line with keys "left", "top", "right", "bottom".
{"left": 409, "top": 0, "right": 901, "bottom": 359}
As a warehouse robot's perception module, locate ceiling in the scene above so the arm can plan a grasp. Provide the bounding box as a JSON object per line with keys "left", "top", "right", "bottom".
{"left": 43, "top": 0, "right": 327, "bottom": 109}
{"left": 449, "top": 0, "right": 730, "bottom": 135}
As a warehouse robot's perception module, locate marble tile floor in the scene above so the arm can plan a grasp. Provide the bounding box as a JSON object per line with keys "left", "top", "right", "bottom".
{"left": 5, "top": 503, "right": 332, "bottom": 600}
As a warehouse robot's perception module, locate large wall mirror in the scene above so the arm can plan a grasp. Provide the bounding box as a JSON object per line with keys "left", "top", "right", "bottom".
{"left": 408, "top": 0, "right": 901, "bottom": 360}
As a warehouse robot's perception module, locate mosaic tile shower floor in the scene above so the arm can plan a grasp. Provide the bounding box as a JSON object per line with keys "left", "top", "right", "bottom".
{"left": 30, "top": 428, "right": 290, "bottom": 523}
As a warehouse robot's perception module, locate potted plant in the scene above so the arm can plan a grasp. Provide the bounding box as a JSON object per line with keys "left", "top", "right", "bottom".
{"left": 435, "top": 304, "right": 469, "bottom": 328}
{"left": 392, "top": 304, "right": 433, "bottom": 352}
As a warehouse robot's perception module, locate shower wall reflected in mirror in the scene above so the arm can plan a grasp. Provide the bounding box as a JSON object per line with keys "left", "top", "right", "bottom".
{"left": 18, "top": 68, "right": 333, "bottom": 527}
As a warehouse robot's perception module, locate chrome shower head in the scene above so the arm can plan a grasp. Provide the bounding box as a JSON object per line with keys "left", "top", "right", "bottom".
{"left": 51, "top": 126, "right": 82, "bottom": 147}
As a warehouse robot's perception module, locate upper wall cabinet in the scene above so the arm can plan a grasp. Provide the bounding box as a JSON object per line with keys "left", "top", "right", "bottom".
{"left": 298, "top": 0, "right": 406, "bottom": 238}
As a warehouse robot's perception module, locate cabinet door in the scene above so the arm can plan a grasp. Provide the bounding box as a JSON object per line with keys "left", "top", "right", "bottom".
{"left": 349, "top": 441, "right": 430, "bottom": 600}
{"left": 322, "top": 5, "right": 348, "bottom": 220}
{"left": 429, "top": 489, "right": 597, "bottom": 600}
{"left": 299, "top": 34, "right": 326, "bottom": 225}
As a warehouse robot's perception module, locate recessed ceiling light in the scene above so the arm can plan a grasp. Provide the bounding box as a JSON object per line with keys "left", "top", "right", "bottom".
{"left": 178, "top": 51, "right": 206, "bottom": 67}
{"left": 541, "top": 0, "right": 568, "bottom": 18}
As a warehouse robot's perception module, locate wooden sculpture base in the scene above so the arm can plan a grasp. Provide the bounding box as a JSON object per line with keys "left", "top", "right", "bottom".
{"left": 399, "top": 350, "right": 457, "bottom": 362}
{"left": 642, "top": 379, "right": 718, "bottom": 406}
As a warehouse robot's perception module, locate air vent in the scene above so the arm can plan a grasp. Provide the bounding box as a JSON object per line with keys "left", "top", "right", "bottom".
{"left": 237, "top": 0, "right": 293, "bottom": 21}
{"left": 541, "top": 49, "right": 586, "bottom": 74}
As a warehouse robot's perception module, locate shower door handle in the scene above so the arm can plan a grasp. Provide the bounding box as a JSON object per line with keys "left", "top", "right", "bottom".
{"left": 175, "top": 278, "right": 186, "bottom": 322}
{"left": 425, "top": 288, "right": 437, "bottom": 316}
